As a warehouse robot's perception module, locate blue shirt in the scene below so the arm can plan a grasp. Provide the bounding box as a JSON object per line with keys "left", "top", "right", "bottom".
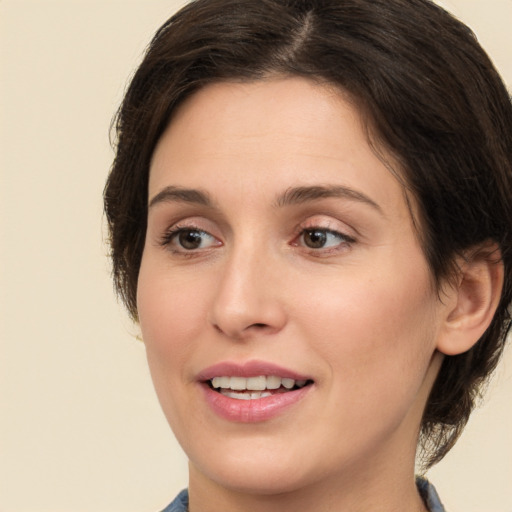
{"left": 160, "top": 477, "right": 446, "bottom": 511}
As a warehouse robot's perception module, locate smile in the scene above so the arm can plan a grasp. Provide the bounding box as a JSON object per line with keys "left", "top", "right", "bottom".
{"left": 209, "top": 376, "right": 310, "bottom": 400}
{"left": 198, "top": 361, "right": 315, "bottom": 422}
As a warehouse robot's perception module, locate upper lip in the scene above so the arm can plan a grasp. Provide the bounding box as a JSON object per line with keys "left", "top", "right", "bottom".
{"left": 196, "top": 360, "right": 312, "bottom": 382}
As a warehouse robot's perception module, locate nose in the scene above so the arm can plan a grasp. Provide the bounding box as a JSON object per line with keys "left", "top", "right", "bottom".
{"left": 209, "top": 245, "right": 287, "bottom": 340}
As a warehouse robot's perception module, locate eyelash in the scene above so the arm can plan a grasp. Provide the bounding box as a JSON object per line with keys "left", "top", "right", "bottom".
{"left": 159, "top": 225, "right": 219, "bottom": 254}
{"left": 293, "top": 227, "right": 355, "bottom": 254}
{"left": 158, "top": 224, "right": 356, "bottom": 256}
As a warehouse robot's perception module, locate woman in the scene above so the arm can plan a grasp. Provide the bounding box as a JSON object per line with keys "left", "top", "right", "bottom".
{"left": 104, "top": 0, "right": 512, "bottom": 510}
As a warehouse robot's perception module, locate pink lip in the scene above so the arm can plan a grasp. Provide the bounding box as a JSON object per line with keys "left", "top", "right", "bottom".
{"left": 196, "top": 359, "right": 311, "bottom": 381}
{"left": 197, "top": 360, "right": 314, "bottom": 423}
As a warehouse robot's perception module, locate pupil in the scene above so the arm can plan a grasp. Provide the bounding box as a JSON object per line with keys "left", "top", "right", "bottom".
{"left": 305, "top": 230, "right": 326, "bottom": 248}
{"left": 179, "top": 230, "right": 202, "bottom": 249}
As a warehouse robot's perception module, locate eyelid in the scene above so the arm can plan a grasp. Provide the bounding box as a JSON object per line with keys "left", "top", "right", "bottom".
{"left": 295, "top": 215, "right": 356, "bottom": 239}
{"left": 292, "top": 227, "right": 355, "bottom": 245}
{"left": 290, "top": 216, "right": 357, "bottom": 255}
{"left": 157, "top": 219, "right": 223, "bottom": 253}
{"left": 161, "top": 226, "right": 213, "bottom": 245}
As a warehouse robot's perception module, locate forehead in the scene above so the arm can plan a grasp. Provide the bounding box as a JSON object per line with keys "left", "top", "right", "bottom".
{"left": 152, "top": 78, "right": 361, "bottom": 165}
{"left": 149, "top": 77, "right": 412, "bottom": 221}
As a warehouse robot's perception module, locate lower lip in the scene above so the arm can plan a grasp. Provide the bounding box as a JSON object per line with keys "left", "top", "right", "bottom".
{"left": 201, "top": 384, "right": 312, "bottom": 423}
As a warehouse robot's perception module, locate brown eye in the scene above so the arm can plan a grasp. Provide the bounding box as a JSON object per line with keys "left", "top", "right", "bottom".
{"left": 178, "top": 230, "right": 204, "bottom": 250}
{"left": 303, "top": 229, "right": 328, "bottom": 249}
{"left": 299, "top": 228, "right": 352, "bottom": 250}
{"left": 162, "top": 228, "right": 219, "bottom": 251}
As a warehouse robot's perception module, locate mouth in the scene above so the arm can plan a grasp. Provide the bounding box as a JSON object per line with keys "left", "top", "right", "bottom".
{"left": 207, "top": 375, "right": 313, "bottom": 400}
{"left": 197, "top": 360, "right": 314, "bottom": 421}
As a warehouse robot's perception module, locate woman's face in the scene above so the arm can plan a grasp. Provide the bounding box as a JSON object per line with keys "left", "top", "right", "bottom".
{"left": 138, "top": 78, "right": 449, "bottom": 495}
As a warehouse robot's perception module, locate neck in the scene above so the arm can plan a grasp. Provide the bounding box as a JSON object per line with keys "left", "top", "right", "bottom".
{"left": 188, "top": 452, "right": 428, "bottom": 512}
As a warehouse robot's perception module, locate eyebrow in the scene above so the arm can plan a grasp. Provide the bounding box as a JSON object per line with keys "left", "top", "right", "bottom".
{"left": 148, "top": 184, "right": 382, "bottom": 214}
{"left": 148, "top": 186, "right": 213, "bottom": 209}
{"left": 273, "top": 185, "right": 382, "bottom": 213}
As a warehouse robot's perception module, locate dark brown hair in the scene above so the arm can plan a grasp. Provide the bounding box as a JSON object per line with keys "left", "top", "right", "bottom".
{"left": 104, "top": 0, "right": 512, "bottom": 468}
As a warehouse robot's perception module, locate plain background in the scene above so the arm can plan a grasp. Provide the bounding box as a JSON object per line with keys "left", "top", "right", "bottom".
{"left": 0, "top": 1, "right": 511, "bottom": 511}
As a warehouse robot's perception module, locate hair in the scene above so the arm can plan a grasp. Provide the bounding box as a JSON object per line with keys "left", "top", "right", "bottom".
{"left": 104, "top": 0, "right": 512, "bottom": 468}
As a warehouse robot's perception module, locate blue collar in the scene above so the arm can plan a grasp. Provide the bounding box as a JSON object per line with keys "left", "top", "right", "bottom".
{"left": 161, "top": 478, "right": 446, "bottom": 512}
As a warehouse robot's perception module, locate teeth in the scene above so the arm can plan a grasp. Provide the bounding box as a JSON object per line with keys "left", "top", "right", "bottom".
{"left": 211, "top": 376, "right": 230, "bottom": 388}
{"left": 223, "top": 391, "right": 251, "bottom": 400}
{"left": 247, "top": 376, "right": 267, "bottom": 390}
{"left": 251, "top": 391, "right": 272, "bottom": 399}
{"left": 281, "top": 378, "right": 295, "bottom": 389}
{"left": 229, "top": 376, "right": 246, "bottom": 390}
{"left": 266, "top": 376, "right": 281, "bottom": 389}
{"left": 210, "top": 375, "right": 308, "bottom": 391}
{"left": 222, "top": 390, "right": 273, "bottom": 400}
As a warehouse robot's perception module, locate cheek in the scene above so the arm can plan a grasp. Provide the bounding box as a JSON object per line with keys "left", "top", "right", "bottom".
{"left": 136, "top": 257, "right": 209, "bottom": 382}
{"left": 136, "top": 258, "right": 215, "bottom": 439}
{"left": 292, "top": 262, "right": 439, "bottom": 403}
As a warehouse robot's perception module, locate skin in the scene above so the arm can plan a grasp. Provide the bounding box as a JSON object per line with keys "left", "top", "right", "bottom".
{"left": 137, "top": 77, "right": 467, "bottom": 512}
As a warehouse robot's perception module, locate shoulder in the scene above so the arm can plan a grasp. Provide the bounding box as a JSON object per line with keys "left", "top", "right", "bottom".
{"left": 416, "top": 476, "right": 447, "bottom": 512}
{"left": 160, "top": 489, "right": 189, "bottom": 512}
{"left": 160, "top": 484, "right": 445, "bottom": 512}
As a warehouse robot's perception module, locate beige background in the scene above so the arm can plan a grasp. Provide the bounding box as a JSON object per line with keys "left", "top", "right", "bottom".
{"left": 0, "top": 1, "right": 510, "bottom": 511}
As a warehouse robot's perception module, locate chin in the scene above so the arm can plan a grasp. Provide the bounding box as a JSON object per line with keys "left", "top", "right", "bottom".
{"left": 187, "top": 438, "right": 322, "bottom": 496}
{"left": 198, "top": 460, "right": 314, "bottom": 496}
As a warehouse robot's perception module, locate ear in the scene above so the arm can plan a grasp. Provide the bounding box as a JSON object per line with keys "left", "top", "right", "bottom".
{"left": 436, "top": 243, "right": 504, "bottom": 356}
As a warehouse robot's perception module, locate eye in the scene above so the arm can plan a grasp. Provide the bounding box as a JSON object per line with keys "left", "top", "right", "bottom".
{"left": 162, "top": 227, "right": 220, "bottom": 251}
{"left": 297, "top": 228, "right": 354, "bottom": 250}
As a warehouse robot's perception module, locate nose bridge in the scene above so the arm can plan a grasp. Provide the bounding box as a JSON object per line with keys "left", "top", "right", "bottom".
{"left": 210, "top": 236, "right": 285, "bottom": 339}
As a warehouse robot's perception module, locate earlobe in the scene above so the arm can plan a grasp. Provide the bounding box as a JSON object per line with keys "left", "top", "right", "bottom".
{"left": 436, "top": 243, "right": 504, "bottom": 356}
